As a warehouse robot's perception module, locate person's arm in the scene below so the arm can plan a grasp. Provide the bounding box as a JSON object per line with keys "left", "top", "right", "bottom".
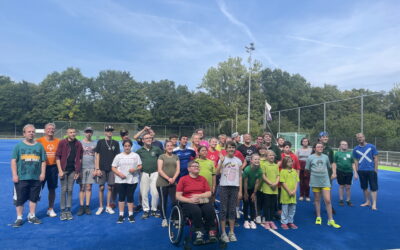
{"left": 374, "top": 155, "right": 379, "bottom": 173}
{"left": 133, "top": 126, "right": 150, "bottom": 140}
{"left": 273, "top": 174, "right": 280, "bottom": 188}
{"left": 129, "top": 164, "right": 142, "bottom": 173}
{"left": 241, "top": 160, "right": 247, "bottom": 170}
{"left": 172, "top": 160, "right": 180, "bottom": 183}
{"left": 262, "top": 172, "right": 272, "bottom": 185}
{"left": 352, "top": 162, "right": 358, "bottom": 180}
{"left": 11, "top": 159, "right": 18, "bottom": 183}
{"left": 281, "top": 182, "right": 292, "bottom": 196}
{"left": 157, "top": 159, "right": 169, "bottom": 180}
{"left": 176, "top": 191, "right": 198, "bottom": 204}
{"left": 40, "top": 161, "right": 46, "bottom": 181}
{"left": 56, "top": 142, "right": 64, "bottom": 178}
{"left": 216, "top": 154, "right": 225, "bottom": 175}
{"left": 112, "top": 165, "right": 126, "bottom": 179}
{"left": 212, "top": 174, "right": 216, "bottom": 194}
{"left": 95, "top": 152, "right": 102, "bottom": 176}
{"left": 251, "top": 178, "right": 260, "bottom": 202}
{"left": 331, "top": 162, "right": 337, "bottom": 180}
{"left": 238, "top": 171, "right": 243, "bottom": 200}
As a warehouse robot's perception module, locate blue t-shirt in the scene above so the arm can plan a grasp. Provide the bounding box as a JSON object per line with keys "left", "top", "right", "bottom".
{"left": 353, "top": 144, "right": 378, "bottom": 171}
{"left": 173, "top": 146, "right": 196, "bottom": 177}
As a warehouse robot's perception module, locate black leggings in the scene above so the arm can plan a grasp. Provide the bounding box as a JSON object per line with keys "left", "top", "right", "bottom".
{"left": 117, "top": 183, "right": 137, "bottom": 203}
{"left": 263, "top": 193, "right": 278, "bottom": 221}
{"left": 243, "top": 188, "right": 256, "bottom": 220}
{"left": 181, "top": 202, "right": 216, "bottom": 231}
{"left": 157, "top": 185, "right": 176, "bottom": 219}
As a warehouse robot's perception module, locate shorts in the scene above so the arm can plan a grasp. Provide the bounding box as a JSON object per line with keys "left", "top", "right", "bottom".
{"left": 78, "top": 169, "right": 95, "bottom": 185}
{"left": 337, "top": 170, "right": 353, "bottom": 186}
{"left": 96, "top": 170, "right": 115, "bottom": 185}
{"left": 14, "top": 180, "right": 42, "bottom": 206}
{"left": 358, "top": 170, "right": 378, "bottom": 191}
{"left": 312, "top": 187, "right": 331, "bottom": 193}
{"left": 42, "top": 164, "right": 58, "bottom": 190}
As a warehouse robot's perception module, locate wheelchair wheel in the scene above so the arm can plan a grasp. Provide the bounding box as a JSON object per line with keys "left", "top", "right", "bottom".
{"left": 168, "top": 205, "right": 184, "bottom": 245}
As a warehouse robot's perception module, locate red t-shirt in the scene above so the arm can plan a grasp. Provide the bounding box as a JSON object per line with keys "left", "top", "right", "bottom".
{"left": 221, "top": 149, "right": 245, "bottom": 163}
{"left": 176, "top": 175, "right": 210, "bottom": 198}
{"left": 207, "top": 149, "right": 220, "bottom": 168}
{"left": 280, "top": 152, "right": 300, "bottom": 171}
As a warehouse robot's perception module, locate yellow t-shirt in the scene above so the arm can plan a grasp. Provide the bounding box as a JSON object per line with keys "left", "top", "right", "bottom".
{"left": 280, "top": 169, "right": 299, "bottom": 204}
{"left": 260, "top": 160, "right": 280, "bottom": 194}
{"left": 196, "top": 158, "right": 215, "bottom": 189}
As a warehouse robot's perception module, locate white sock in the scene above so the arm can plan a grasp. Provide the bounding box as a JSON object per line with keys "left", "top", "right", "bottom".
{"left": 17, "top": 215, "right": 22, "bottom": 220}
{"left": 128, "top": 211, "right": 133, "bottom": 216}
{"left": 119, "top": 212, "right": 124, "bottom": 216}
{"left": 28, "top": 213, "right": 35, "bottom": 218}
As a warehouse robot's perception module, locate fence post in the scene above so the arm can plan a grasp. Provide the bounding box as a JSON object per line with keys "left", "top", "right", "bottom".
{"left": 386, "top": 151, "right": 388, "bottom": 164}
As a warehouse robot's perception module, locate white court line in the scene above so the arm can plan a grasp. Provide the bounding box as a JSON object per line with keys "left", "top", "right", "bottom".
{"left": 268, "top": 228, "right": 303, "bottom": 250}
{"left": 0, "top": 162, "right": 9, "bottom": 164}
{"left": 215, "top": 199, "right": 302, "bottom": 249}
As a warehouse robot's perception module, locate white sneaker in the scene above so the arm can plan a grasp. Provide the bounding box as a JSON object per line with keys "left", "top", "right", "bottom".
{"left": 261, "top": 217, "right": 266, "bottom": 224}
{"left": 95, "top": 207, "right": 104, "bottom": 215}
{"left": 250, "top": 221, "right": 257, "bottom": 229}
{"left": 255, "top": 216, "right": 261, "bottom": 224}
{"left": 243, "top": 220, "right": 250, "bottom": 229}
{"left": 220, "top": 233, "right": 229, "bottom": 243}
{"left": 161, "top": 219, "right": 168, "bottom": 227}
{"left": 105, "top": 207, "right": 115, "bottom": 214}
{"left": 299, "top": 196, "right": 304, "bottom": 201}
{"left": 236, "top": 208, "right": 241, "bottom": 219}
{"left": 47, "top": 209, "right": 57, "bottom": 217}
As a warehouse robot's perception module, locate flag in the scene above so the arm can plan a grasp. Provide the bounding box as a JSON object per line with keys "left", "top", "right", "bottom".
{"left": 265, "top": 100, "right": 272, "bottom": 121}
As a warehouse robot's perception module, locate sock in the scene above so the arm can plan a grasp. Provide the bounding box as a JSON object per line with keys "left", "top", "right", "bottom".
{"left": 17, "top": 215, "right": 22, "bottom": 220}
{"left": 29, "top": 213, "right": 35, "bottom": 218}
{"left": 119, "top": 212, "right": 124, "bottom": 216}
{"left": 128, "top": 211, "right": 133, "bottom": 216}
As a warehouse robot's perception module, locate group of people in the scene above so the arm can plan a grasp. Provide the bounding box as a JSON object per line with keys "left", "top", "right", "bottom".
{"left": 11, "top": 123, "right": 379, "bottom": 244}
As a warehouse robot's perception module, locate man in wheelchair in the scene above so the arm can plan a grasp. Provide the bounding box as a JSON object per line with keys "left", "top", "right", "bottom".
{"left": 175, "top": 160, "right": 218, "bottom": 245}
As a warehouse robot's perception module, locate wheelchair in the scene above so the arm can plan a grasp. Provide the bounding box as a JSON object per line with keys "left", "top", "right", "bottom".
{"left": 168, "top": 202, "right": 225, "bottom": 249}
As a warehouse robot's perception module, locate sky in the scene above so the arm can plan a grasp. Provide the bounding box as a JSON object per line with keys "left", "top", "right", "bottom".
{"left": 0, "top": 0, "right": 399, "bottom": 91}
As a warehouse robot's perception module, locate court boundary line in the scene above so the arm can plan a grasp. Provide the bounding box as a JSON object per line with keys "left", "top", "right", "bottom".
{"left": 268, "top": 228, "right": 303, "bottom": 250}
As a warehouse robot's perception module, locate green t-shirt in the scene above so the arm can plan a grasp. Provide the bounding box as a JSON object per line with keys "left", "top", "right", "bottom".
{"left": 196, "top": 158, "right": 215, "bottom": 189}
{"left": 280, "top": 168, "right": 299, "bottom": 204}
{"left": 12, "top": 141, "right": 46, "bottom": 180}
{"left": 260, "top": 160, "right": 280, "bottom": 194}
{"left": 242, "top": 165, "right": 263, "bottom": 190}
{"left": 334, "top": 151, "right": 354, "bottom": 173}
{"left": 156, "top": 154, "right": 179, "bottom": 187}
{"left": 136, "top": 146, "right": 163, "bottom": 174}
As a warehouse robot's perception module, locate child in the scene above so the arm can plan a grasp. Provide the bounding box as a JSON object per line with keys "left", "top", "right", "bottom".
{"left": 306, "top": 142, "right": 341, "bottom": 228}
{"left": 217, "top": 141, "right": 242, "bottom": 243}
{"left": 242, "top": 154, "right": 263, "bottom": 229}
{"left": 280, "top": 156, "right": 299, "bottom": 229}
{"left": 261, "top": 150, "right": 280, "bottom": 230}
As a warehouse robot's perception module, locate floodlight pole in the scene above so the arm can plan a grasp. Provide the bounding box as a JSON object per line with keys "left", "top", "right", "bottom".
{"left": 245, "top": 43, "right": 255, "bottom": 134}
{"left": 361, "top": 95, "right": 364, "bottom": 133}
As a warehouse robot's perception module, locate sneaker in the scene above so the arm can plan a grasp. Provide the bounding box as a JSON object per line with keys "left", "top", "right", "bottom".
{"left": 339, "top": 200, "right": 345, "bottom": 206}
{"left": 228, "top": 232, "right": 237, "bottom": 242}
{"left": 288, "top": 223, "right": 298, "bottom": 229}
{"left": 77, "top": 206, "right": 85, "bottom": 216}
{"left": 327, "top": 220, "right": 341, "bottom": 228}
{"left": 105, "top": 207, "right": 115, "bottom": 214}
{"left": 250, "top": 221, "right": 257, "bottom": 229}
{"left": 66, "top": 211, "right": 73, "bottom": 220}
{"left": 306, "top": 197, "right": 311, "bottom": 202}
{"left": 85, "top": 206, "right": 91, "bottom": 215}
{"left": 28, "top": 216, "right": 42, "bottom": 224}
{"left": 255, "top": 216, "right": 261, "bottom": 224}
{"left": 261, "top": 217, "right": 266, "bottom": 224}
{"left": 299, "top": 196, "right": 304, "bottom": 201}
{"left": 134, "top": 204, "right": 143, "bottom": 212}
{"left": 209, "top": 230, "right": 218, "bottom": 243}
{"left": 95, "top": 207, "right": 104, "bottom": 215}
{"left": 220, "top": 233, "right": 229, "bottom": 243}
{"left": 117, "top": 215, "right": 124, "bottom": 224}
{"left": 269, "top": 221, "right": 278, "bottom": 230}
{"left": 161, "top": 219, "right": 168, "bottom": 227}
{"left": 236, "top": 209, "right": 241, "bottom": 219}
{"left": 346, "top": 200, "right": 353, "bottom": 207}
{"left": 47, "top": 209, "right": 57, "bottom": 217}
{"left": 60, "top": 212, "right": 68, "bottom": 221}
{"left": 151, "top": 210, "right": 160, "bottom": 218}
{"left": 281, "top": 223, "right": 289, "bottom": 230}
{"left": 194, "top": 231, "right": 204, "bottom": 245}
{"left": 12, "top": 219, "right": 23, "bottom": 228}
{"left": 142, "top": 212, "right": 150, "bottom": 219}
{"left": 262, "top": 222, "right": 271, "bottom": 229}
{"left": 243, "top": 220, "right": 250, "bottom": 229}
{"left": 128, "top": 215, "right": 135, "bottom": 223}
{"left": 315, "top": 217, "right": 322, "bottom": 225}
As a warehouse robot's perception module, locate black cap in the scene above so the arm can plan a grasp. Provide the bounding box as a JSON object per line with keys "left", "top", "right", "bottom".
{"left": 120, "top": 129, "right": 129, "bottom": 137}
{"left": 84, "top": 127, "right": 93, "bottom": 133}
{"left": 105, "top": 125, "right": 114, "bottom": 132}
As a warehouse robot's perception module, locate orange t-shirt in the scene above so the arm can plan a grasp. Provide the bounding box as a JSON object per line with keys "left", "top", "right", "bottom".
{"left": 37, "top": 137, "right": 60, "bottom": 165}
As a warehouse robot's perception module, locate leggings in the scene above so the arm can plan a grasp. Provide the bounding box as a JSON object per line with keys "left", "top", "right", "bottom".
{"left": 157, "top": 185, "right": 176, "bottom": 219}
{"left": 219, "top": 186, "right": 239, "bottom": 221}
{"left": 117, "top": 183, "right": 137, "bottom": 203}
{"left": 60, "top": 171, "right": 75, "bottom": 210}
{"left": 181, "top": 202, "right": 216, "bottom": 231}
{"left": 263, "top": 193, "right": 278, "bottom": 221}
{"left": 243, "top": 188, "right": 256, "bottom": 220}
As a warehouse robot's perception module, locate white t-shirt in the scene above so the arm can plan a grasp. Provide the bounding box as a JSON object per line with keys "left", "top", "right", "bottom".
{"left": 218, "top": 156, "right": 242, "bottom": 187}
{"left": 112, "top": 152, "right": 142, "bottom": 184}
